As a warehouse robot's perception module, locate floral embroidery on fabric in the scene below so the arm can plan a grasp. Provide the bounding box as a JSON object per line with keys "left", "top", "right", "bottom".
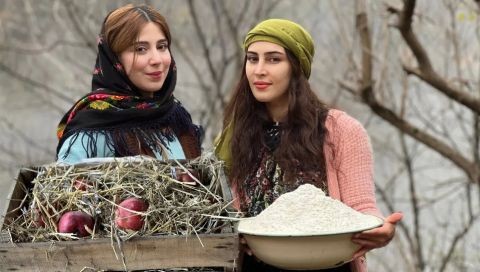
{"left": 243, "top": 150, "right": 296, "bottom": 216}
{"left": 57, "top": 94, "right": 163, "bottom": 140}
{"left": 136, "top": 102, "right": 152, "bottom": 109}
{"left": 88, "top": 94, "right": 111, "bottom": 101}
{"left": 89, "top": 100, "right": 111, "bottom": 110}
{"left": 114, "top": 63, "right": 123, "bottom": 71}
{"left": 56, "top": 124, "right": 66, "bottom": 139}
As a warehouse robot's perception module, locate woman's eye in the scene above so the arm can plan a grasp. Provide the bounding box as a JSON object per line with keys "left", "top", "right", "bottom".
{"left": 246, "top": 56, "right": 258, "bottom": 63}
{"left": 267, "top": 57, "right": 280, "bottom": 63}
{"left": 135, "top": 46, "right": 147, "bottom": 53}
{"left": 158, "top": 43, "right": 168, "bottom": 51}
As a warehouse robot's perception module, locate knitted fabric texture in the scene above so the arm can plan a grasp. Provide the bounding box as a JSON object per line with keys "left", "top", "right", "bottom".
{"left": 324, "top": 109, "right": 381, "bottom": 272}
{"left": 243, "top": 18, "right": 315, "bottom": 78}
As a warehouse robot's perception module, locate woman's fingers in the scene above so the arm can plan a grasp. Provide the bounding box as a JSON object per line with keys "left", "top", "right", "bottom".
{"left": 354, "top": 212, "right": 403, "bottom": 239}
{"left": 385, "top": 212, "right": 403, "bottom": 224}
{"left": 351, "top": 212, "right": 404, "bottom": 257}
{"left": 352, "top": 246, "right": 370, "bottom": 260}
{"left": 238, "top": 235, "right": 253, "bottom": 255}
{"left": 351, "top": 236, "right": 388, "bottom": 248}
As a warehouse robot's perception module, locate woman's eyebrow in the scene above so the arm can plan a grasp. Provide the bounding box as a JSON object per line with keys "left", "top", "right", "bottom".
{"left": 133, "top": 41, "right": 149, "bottom": 46}
{"left": 133, "top": 38, "right": 168, "bottom": 45}
{"left": 246, "top": 50, "right": 284, "bottom": 55}
{"left": 264, "top": 51, "right": 284, "bottom": 56}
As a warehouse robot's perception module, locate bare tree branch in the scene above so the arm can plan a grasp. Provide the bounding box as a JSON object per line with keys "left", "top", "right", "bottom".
{"left": 474, "top": 114, "right": 480, "bottom": 171}
{"left": 0, "top": 118, "right": 55, "bottom": 158}
{"left": 391, "top": 0, "right": 480, "bottom": 114}
{"left": 210, "top": 0, "right": 229, "bottom": 89}
{"left": 172, "top": 40, "right": 210, "bottom": 95}
{"left": 0, "top": 40, "right": 86, "bottom": 54}
{"left": 186, "top": 0, "right": 219, "bottom": 85}
{"left": 266, "top": 0, "right": 282, "bottom": 14}
{"left": 375, "top": 185, "right": 414, "bottom": 255}
{"left": 63, "top": 0, "right": 97, "bottom": 54}
{"left": 352, "top": 0, "right": 480, "bottom": 185}
{"left": 210, "top": 1, "right": 227, "bottom": 66}
{"left": 217, "top": 0, "right": 248, "bottom": 74}
{"left": 0, "top": 145, "right": 20, "bottom": 161}
{"left": 186, "top": 0, "right": 227, "bottom": 116}
{"left": 355, "top": 1, "right": 373, "bottom": 88}
{"left": 396, "top": 65, "right": 425, "bottom": 269}
{"left": 400, "top": 133, "right": 425, "bottom": 270}
{"left": 402, "top": 64, "right": 480, "bottom": 114}
{"left": 439, "top": 212, "right": 480, "bottom": 272}
{"left": 0, "top": 62, "right": 73, "bottom": 110}
{"left": 358, "top": 86, "right": 479, "bottom": 184}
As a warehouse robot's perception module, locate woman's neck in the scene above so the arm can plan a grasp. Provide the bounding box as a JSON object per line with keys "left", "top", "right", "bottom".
{"left": 140, "top": 91, "right": 154, "bottom": 98}
{"left": 266, "top": 103, "right": 288, "bottom": 123}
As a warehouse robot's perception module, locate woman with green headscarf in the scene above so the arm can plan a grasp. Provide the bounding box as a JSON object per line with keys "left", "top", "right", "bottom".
{"left": 215, "top": 19, "right": 402, "bottom": 272}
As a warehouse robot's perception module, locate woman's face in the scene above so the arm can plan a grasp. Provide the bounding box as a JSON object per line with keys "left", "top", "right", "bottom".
{"left": 119, "top": 22, "right": 171, "bottom": 97}
{"left": 246, "top": 41, "right": 292, "bottom": 113}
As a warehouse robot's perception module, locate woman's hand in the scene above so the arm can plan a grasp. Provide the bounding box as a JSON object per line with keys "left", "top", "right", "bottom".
{"left": 239, "top": 234, "right": 253, "bottom": 256}
{"left": 351, "top": 212, "right": 403, "bottom": 259}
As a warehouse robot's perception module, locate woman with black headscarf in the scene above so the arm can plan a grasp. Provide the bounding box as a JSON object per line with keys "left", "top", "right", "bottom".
{"left": 56, "top": 4, "right": 201, "bottom": 164}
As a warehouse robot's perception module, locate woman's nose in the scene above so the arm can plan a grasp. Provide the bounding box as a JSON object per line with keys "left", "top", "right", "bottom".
{"left": 149, "top": 50, "right": 162, "bottom": 65}
{"left": 253, "top": 61, "right": 266, "bottom": 75}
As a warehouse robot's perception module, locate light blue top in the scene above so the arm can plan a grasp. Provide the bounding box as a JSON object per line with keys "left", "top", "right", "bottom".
{"left": 57, "top": 132, "right": 186, "bottom": 164}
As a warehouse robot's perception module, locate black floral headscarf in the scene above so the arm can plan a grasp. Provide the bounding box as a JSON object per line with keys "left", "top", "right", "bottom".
{"left": 56, "top": 28, "right": 201, "bottom": 159}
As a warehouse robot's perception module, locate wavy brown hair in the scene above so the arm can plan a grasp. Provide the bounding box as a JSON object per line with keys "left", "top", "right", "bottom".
{"left": 102, "top": 4, "right": 172, "bottom": 55}
{"left": 223, "top": 49, "right": 330, "bottom": 199}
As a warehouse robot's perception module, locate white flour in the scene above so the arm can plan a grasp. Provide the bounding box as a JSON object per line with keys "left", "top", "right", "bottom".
{"left": 238, "top": 184, "right": 382, "bottom": 235}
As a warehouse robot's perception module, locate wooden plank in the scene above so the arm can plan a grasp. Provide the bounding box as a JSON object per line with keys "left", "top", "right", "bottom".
{"left": 0, "top": 168, "right": 36, "bottom": 229}
{"left": 0, "top": 233, "right": 238, "bottom": 271}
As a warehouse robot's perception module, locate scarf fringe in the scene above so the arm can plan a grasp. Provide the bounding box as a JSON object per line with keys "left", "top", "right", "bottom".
{"left": 59, "top": 105, "right": 201, "bottom": 160}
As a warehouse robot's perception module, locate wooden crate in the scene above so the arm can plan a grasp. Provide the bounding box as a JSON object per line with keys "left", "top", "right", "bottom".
{"left": 0, "top": 167, "right": 239, "bottom": 271}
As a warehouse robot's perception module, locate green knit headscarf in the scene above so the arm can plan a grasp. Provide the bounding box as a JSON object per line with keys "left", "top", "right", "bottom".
{"left": 243, "top": 18, "right": 315, "bottom": 78}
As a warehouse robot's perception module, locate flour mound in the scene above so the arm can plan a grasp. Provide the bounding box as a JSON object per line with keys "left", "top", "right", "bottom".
{"left": 238, "top": 184, "right": 382, "bottom": 235}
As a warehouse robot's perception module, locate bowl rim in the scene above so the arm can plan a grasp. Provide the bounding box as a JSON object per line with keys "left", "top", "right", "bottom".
{"left": 237, "top": 214, "right": 384, "bottom": 237}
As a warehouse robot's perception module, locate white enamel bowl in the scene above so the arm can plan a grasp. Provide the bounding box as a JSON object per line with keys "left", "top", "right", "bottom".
{"left": 237, "top": 215, "right": 383, "bottom": 270}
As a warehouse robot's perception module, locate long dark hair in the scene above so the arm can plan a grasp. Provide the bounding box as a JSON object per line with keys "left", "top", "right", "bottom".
{"left": 223, "top": 49, "right": 330, "bottom": 198}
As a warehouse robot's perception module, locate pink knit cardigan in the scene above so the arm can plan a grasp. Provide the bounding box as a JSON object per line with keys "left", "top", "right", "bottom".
{"left": 231, "top": 109, "right": 383, "bottom": 272}
{"left": 324, "top": 109, "right": 383, "bottom": 272}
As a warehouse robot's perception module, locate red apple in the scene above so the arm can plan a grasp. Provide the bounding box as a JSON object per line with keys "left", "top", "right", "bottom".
{"left": 115, "top": 198, "right": 148, "bottom": 231}
{"left": 58, "top": 211, "right": 94, "bottom": 237}
{"left": 175, "top": 168, "right": 199, "bottom": 186}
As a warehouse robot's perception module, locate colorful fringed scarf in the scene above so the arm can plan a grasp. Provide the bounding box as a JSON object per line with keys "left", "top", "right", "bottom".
{"left": 56, "top": 32, "right": 201, "bottom": 159}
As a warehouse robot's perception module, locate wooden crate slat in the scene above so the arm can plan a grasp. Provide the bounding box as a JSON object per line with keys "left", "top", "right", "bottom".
{"left": 0, "top": 233, "right": 238, "bottom": 271}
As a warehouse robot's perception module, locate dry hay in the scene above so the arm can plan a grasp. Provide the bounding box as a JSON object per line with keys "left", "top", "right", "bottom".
{"left": 2, "top": 154, "right": 237, "bottom": 243}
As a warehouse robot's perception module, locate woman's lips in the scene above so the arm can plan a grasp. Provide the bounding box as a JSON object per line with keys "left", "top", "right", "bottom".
{"left": 254, "top": 82, "right": 271, "bottom": 90}
{"left": 146, "top": 71, "right": 163, "bottom": 79}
